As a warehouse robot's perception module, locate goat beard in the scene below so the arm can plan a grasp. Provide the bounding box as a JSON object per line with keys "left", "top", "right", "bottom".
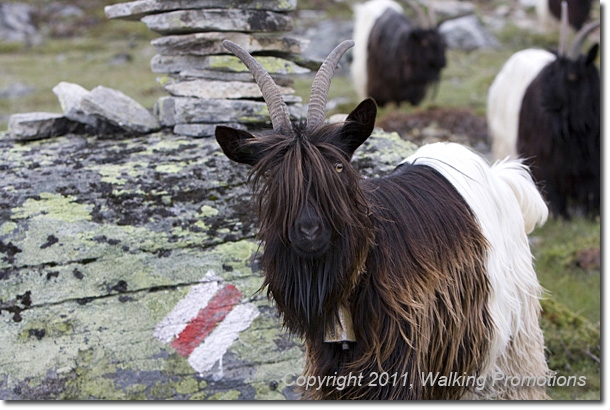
{"left": 260, "top": 225, "right": 372, "bottom": 340}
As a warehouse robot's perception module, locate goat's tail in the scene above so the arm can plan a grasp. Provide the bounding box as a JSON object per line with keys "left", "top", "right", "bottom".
{"left": 491, "top": 158, "right": 548, "bottom": 233}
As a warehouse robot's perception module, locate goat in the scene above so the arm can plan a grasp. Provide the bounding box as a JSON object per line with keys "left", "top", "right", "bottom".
{"left": 215, "top": 39, "right": 550, "bottom": 400}
{"left": 537, "top": 0, "right": 593, "bottom": 32}
{"left": 352, "top": 0, "right": 446, "bottom": 106}
{"left": 488, "top": 2, "right": 600, "bottom": 218}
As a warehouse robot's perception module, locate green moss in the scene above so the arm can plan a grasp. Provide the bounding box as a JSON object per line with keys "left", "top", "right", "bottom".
{"left": 208, "top": 390, "right": 242, "bottom": 400}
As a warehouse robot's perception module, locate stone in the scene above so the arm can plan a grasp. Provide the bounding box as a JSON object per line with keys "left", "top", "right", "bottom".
{"left": 155, "top": 97, "right": 304, "bottom": 125}
{"left": 8, "top": 112, "right": 71, "bottom": 140}
{"left": 161, "top": 70, "right": 294, "bottom": 87}
{"left": 430, "top": 0, "right": 476, "bottom": 20}
{"left": 80, "top": 86, "right": 161, "bottom": 134}
{"left": 163, "top": 79, "right": 295, "bottom": 100}
{"left": 151, "top": 54, "right": 310, "bottom": 75}
{"left": 52, "top": 82, "right": 99, "bottom": 128}
{"left": 150, "top": 32, "right": 307, "bottom": 56}
{"left": 0, "top": 2, "right": 40, "bottom": 44}
{"left": 105, "top": 0, "right": 297, "bottom": 21}
{"left": 439, "top": 15, "right": 499, "bottom": 51}
{"left": 173, "top": 122, "right": 247, "bottom": 138}
{"left": 141, "top": 9, "right": 293, "bottom": 35}
{"left": 0, "top": 82, "right": 35, "bottom": 100}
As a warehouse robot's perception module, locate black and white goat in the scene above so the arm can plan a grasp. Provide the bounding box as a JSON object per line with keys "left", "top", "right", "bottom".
{"left": 216, "top": 39, "right": 549, "bottom": 400}
{"left": 537, "top": 0, "right": 593, "bottom": 32}
{"left": 488, "top": 3, "right": 600, "bottom": 218}
{"left": 352, "top": 0, "right": 446, "bottom": 106}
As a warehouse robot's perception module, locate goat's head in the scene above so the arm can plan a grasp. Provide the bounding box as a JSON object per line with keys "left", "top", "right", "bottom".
{"left": 216, "top": 40, "right": 377, "bottom": 334}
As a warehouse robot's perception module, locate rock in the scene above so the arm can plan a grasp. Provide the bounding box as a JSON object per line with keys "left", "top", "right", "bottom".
{"left": 430, "top": 0, "right": 476, "bottom": 20}
{"left": 439, "top": 15, "right": 499, "bottom": 51}
{"left": 0, "top": 2, "right": 40, "bottom": 44}
{"left": 105, "top": 0, "right": 297, "bottom": 21}
{"left": 8, "top": 112, "right": 71, "bottom": 140}
{"left": 0, "top": 82, "right": 35, "bottom": 100}
{"left": 141, "top": 9, "right": 293, "bottom": 35}
{"left": 52, "top": 82, "right": 99, "bottom": 128}
{"left": 151, "top": 32, "right": 307, "bottom": 56}
{"left": 173, "top": 122, "right": 247, "bottom": 138}
{"left": 155, "top": 97, "right": 304, "bottom": 126}
{"left": 151, "top": 54, "right": 310, "bottom": 75}
{"left": 163, "top": 79, "right": 295, "bottom": 100}
{"left": 299, "top": 18, "right": 354, "bottom": 63}
{"left": 162, "top": 69, "right": 294, "bottom": 87}
{"left": 81, "top": 86, "right": 160, "bottom": 134}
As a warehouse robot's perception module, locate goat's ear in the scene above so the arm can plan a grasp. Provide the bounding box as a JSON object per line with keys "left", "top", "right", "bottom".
{"left": 585, "top": 44, "right": 599, "bottom": 66}
{"left": 339, "top": 98, "right": 377, "bottom": 157}
{"left": 215, "top": 126, "right": 260, "bottom": 166}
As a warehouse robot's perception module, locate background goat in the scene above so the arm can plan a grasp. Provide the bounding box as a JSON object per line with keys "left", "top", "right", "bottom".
{"left": 488, "top": 3, "right": 600, "bottom": 218}
{"left": 216, "top": 40, "right": 549, "bottom": 400}
{"left": 352, "top": 0, "right": 446, "bottom": 106}
{"left": 537, "top": 0, "right": 593, "bottom": 32}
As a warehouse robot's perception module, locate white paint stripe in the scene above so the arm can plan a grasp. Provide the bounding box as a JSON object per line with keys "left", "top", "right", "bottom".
{"left": 188, "top": 303, "right": 260, "bottom": 374}
{"left": 154, "top": 271, "right": 220, "bottom": 343}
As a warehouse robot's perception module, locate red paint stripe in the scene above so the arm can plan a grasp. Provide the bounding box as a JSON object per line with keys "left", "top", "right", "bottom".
{"left": 171, "top": 284, "right": 242, "bottom": 357}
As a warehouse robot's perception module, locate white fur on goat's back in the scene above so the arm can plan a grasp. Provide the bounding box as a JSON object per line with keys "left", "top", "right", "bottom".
{"left": 401, "top": 143, "right": 549, "bottom": 399}
{"left": 487, "top": 49, "right": 555, "bottom": 160}
{"left": 352, "top": 0, "right": 404, "bottom": 99}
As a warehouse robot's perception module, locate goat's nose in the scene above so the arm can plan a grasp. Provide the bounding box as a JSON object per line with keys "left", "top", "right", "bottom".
{"left": 298, "top": 222, "right": 321, "bottom": 240}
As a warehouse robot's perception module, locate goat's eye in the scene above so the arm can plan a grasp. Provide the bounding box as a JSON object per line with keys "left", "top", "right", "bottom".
{"left": 335, "top": 163, "right": 344, "bottom": 173}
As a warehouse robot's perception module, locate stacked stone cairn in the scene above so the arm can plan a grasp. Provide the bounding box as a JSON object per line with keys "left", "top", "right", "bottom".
{"left": 105, "top": 0, "right": 315, "bottom": 138}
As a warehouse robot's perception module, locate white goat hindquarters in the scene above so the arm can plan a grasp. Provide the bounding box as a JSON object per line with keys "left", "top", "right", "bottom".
{"left": 352, "top": 0, "right": 403, "bottom": 99}
{"left": 487, "top": 49, "right": 555, "bottom": 160}
{"left": 401, "top": 143, "right": 549, "bottom": 399}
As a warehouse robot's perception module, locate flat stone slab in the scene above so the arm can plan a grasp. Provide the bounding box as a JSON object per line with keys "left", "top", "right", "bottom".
{"left": 166, "top": 69, "right": 294, "bottom": 87}
{"left": 105, "top": 0, "right": 297, "bottom": 21}
{"left": 0, "top": 128, "right": 416, "bottom": 399}
{"left": 81, "top": 86, "right": 161, "bottom": 134}
{"left": 173, "top": 122, "right": 247, "bottom": 138}
{"left": 154, "top": 97, "right": 304, "bottom": 126}
{"left": 151, "top": 32, "right": 307, "bottom": 56}
{"left": 142, "top": 9, "right": 293, "bottom": 35}
{"left": 8, "top": 112, "right": 72, "bottom": 141}
{"left": 163, "top": 79, "right": 295, "bottom": 100}
{"left": 151, "top": 54, "right": 310, "bottom": 75}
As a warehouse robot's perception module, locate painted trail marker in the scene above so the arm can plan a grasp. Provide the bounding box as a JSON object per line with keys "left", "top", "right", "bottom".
{"left": 154, "top": 270, "right": 259, "bottom": 376}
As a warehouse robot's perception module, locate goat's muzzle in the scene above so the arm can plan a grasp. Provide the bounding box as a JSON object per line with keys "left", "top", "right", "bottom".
{"left": 288, "top": 203, "right": 331, "bottom": 258}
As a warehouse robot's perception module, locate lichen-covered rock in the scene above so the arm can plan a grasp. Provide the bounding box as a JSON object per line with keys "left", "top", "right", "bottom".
{"left": 439, "top": 14, "right": 499, "bottom": 51}
{"left": 151, "top": 54, "right": 310, "bottom": 75}
{"left": 141, "top": 9, "right": 293, "bottom": 35}
{"left": 0, "top": 127, "right": 416, "bottom": 400}
{"left": 151, "top": 32, "right": 307, "bottom": 56}
{"left": 81, "top": 86, "right": 161, "bottom": 134}
{"left": 173, "top": 122, "right": 247, "bottom": 138}
{"left": 105, "top": 0, "right": 297, "bottom": 21}
{"left": 163, "top": 80, "right": 295, "bottom": 100}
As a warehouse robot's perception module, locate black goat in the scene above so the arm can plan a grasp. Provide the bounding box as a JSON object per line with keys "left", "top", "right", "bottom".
{"left": 538, "top": 0, "right": 593, "bottom": 31}
{"left": 352, "top": 0, "right": 446, "bottom": 106}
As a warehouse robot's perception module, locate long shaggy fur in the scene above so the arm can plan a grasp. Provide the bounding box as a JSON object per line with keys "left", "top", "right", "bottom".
{"left": 487, "top": 49, "right": 555, "bottom": 159}
{"left": 518, "top": 52, "right": 600, "bottom": 217}
{"left": 352, "top": 0, "right": 446, "bottom": 106}
{"left": 217, "top": 98, "right": 550, "bottom": 400}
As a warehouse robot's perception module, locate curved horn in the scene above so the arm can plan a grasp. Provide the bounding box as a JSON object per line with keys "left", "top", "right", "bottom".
{"left": 403, "top": 0, "right": 433, "bottom": 29}
{"left": 223, "top": 40, "right": 293, "bottom": 134}
{"left": 568, "top": 21, "right": 601, "bottom": 60}
{"left": 306, "top": 40, "right": 355, "bottom": 132}
{"left": 558, "top": 1, "right": 569, "bottom": 57}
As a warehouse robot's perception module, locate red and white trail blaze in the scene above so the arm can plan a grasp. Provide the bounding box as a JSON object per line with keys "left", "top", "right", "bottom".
{"left": 154, "top": 270, "right": 259, "bottom": 375}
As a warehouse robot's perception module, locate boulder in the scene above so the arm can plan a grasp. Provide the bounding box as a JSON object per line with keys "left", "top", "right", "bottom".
{"left": 0, "top": 2, "right": 40, "bottom": 44}
{"left": 52, "top": 82, "right": 99, "bottom": 128}
{"left": 81, "top": 86, "right": 161, "bottom": 134}
{"left": 105, "top": 0, "right": 297, "bottom": 21}
{"left": 141, "top": 9, "right": 293, "bottom": 35}
{"left": 439, "top": 15, "right": 499, "bottom": 51}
